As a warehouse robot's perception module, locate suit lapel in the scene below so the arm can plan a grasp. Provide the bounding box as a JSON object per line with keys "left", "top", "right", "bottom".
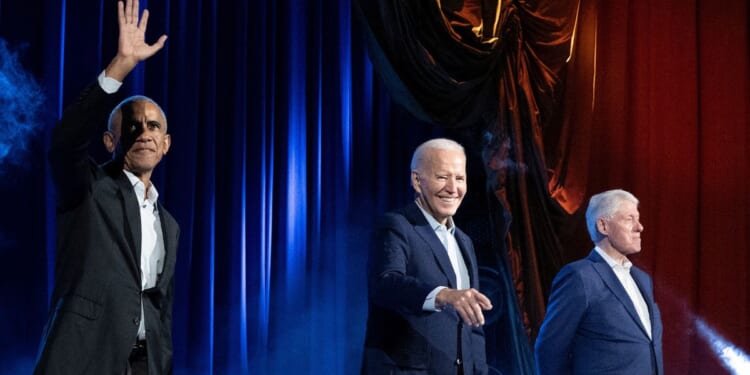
{"left": 631, "top": 268, "right": 658, "bottom": 336}
{"left": 156, "top": 205, "right": 177, "bottom": 290}
{"left": 115, "top": 174, "right": 142, "bottom": 267}
{"left": 589, "top": 251, "right": 648, "bottom": 337}
{"left": 405, "top": 203, "right": 458, "bottom": 288}
{"left": 103, "top": 160, "right": 143, "bottom": 279}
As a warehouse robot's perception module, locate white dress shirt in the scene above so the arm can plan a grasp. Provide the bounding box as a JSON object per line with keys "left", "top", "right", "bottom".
{"left": 124, "top": 170, "right": 166, "bottom": 340}
{"left": 417, "top": 203, "right": 470, "bottom": 311}
{"left": 594, "top": 246, "right": 652, "bottom": 338}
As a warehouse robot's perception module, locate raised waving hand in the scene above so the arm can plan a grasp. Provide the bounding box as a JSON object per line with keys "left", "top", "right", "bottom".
{"left": 105, "top": 0, "right": 168, "bottom": 81}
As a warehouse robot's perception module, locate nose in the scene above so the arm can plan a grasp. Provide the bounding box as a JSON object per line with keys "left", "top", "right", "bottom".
{"left": 445, "top": 177, "right": 456, "bottom": 191}
{"left": 135, "top": 123, "right": 155, "bottom": 140}
{"left": 635, "top": 220, "right": 644, "bottom": 232}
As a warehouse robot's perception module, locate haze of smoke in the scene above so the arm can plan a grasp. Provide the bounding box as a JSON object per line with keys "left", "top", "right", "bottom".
{"left": 0, "top": 38, "right": 46, "bottom": 171}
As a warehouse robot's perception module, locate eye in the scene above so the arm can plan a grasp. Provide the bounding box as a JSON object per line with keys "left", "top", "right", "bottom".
{"left": 147, "top": 121, "right": 161, "bottom": 130}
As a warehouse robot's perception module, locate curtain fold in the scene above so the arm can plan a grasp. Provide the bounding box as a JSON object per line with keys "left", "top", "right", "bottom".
{"left": 356, "top": 2, "right": 583, "bottom": 372}
{"left": 0, "top": 0, "right": 748, "bottom": 374}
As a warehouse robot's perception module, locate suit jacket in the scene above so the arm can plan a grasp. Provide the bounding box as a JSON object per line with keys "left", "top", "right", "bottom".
{"left": 362, "top": 202, "right": 488, "bottom": 375}
{"left": 535, "top": 250, "right": 663, "bottom": 375}
{"left": 34, "top": 82, "right": 179, "bottom": 375}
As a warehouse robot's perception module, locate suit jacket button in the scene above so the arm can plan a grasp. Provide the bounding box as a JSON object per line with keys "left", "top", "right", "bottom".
{"left": 133, "top": 317, "right": 140, "bottom": 325}
{"left": 455, "top": 358, "right": 462, "bottom": 366}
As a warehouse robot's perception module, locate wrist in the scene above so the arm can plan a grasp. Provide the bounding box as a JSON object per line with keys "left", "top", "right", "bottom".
{"left": 105, "top": 56, "right": 137, "bottom": 81}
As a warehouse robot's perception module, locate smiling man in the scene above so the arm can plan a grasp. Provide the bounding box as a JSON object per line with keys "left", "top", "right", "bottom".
{"left": 535, "top": 189, "right": 664, "bottom": 375}
{"left": 362, "top": 138, "right": 492, "bottom": 375}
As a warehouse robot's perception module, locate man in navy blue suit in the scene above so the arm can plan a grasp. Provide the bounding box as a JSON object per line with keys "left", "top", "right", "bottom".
{"left": 535, "top": 189, "right": 663, "bottom": 375}
{"left": 362, "top": 138, "right": 493, "bottom": 375}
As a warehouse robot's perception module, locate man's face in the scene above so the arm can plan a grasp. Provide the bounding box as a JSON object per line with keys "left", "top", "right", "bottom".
{"left": 111, "top": 100, "right": 170, "bottom": 176}
{"left": 412, "top": 148, "right": 467, "bottom": 225}
{"left": 601, "top": 200, "right": 644, "bottom": 256}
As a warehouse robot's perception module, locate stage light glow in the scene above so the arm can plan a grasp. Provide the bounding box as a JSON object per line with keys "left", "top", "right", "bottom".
{"left": 0, "top": 39, "right": 45, "bottom": 172}
{"left": 696, "top": 318, "right": 750, "bottom": 375}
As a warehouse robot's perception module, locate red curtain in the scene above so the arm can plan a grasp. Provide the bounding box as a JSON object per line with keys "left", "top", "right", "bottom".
{"left": 359, "top": 0, "right": 749, "bottom": 373}
{"left": 572, "top": 0, "right": 750, "bottom": 373}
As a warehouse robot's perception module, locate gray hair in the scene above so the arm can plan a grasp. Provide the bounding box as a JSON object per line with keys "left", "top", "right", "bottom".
{"left": 585, "top": 189, "right": 639, "bottom": 243}
{"left": 107, "top": 95, "right": 168, "bottom": 132}
{"left": 410, "top": 138, "right": 465, "bottom": 172}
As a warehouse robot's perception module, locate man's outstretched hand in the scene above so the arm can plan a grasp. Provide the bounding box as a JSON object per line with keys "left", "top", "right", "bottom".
{"left": 105, "top": 0, "right": 167, "bottom": 81}
{"left": 436, "top": 288, "right": 493, "bottom": 327}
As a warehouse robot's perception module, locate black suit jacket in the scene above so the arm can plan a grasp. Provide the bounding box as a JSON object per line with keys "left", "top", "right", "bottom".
{"left": 362, "top": 202, "right": 487, "bottom": 374}
{"left": 34, "top": 83, "right": 179, "bottom": 374}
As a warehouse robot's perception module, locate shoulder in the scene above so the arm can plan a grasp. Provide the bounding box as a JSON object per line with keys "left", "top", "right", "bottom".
{"left": 552, "top": 256, "right": 602, "bottom": 287}
{"left": 379, "top": 204, "right": 422, "bottom": 229}
{"left": 559, "top": 256, "right": 597, "bottom": 274}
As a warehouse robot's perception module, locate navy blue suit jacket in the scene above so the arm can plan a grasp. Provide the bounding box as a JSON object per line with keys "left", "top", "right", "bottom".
{"left": 362, "top": 202, "right": 488, "bottom": 374}
{"left": 535, "top": 250, "right": 663, "bottom": 375}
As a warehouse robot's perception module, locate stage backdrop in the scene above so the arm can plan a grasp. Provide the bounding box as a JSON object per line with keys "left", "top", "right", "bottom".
{"left": 0, "top": 0, "right": 748, "bottom": 374}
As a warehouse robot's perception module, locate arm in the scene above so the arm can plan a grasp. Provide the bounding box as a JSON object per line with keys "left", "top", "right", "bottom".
{"left": 49, "top": 0, "right": 167, "bottom": 209}
{"left": 368, "top": 214, "right": 436, "bottom": 314}
{"left": 436, "top": 233, "right": 492, "bottom": 327}
{"left": 534, "top": 266, "right": 587, "bottom": 375}
{"left": 369, "top": 214, "right": 492, "bottom": 325}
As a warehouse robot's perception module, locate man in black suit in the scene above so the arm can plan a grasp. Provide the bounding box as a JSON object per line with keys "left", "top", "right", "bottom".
{"left": 362, "top": 138, "right": 493, "bottom": 374}
{"left": 34, "top": 0, "right": 177, "bottom": 374}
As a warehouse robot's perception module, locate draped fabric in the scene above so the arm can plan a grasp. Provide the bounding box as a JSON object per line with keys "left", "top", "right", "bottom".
{"left": 359, "top": 1, "right": 750, "bottom": 375}
{"left": 356, "top": 1, "right": 582, "bottom": 372}
{"left": 0, "top": 0, "right": 423, "bottom": 373}
{"left": 0, "top": 0, "right": 749, "bottom": 374}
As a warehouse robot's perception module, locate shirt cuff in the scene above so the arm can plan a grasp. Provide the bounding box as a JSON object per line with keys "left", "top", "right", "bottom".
{"left": 422, "top": 286, "right": 447, "bottom": 312}
{"left": 98, "top": 70, "right": 123, "bottom": 94}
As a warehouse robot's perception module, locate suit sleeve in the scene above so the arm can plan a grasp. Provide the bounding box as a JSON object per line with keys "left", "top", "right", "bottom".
{"left": 48, "top": 82, "right": 115, "bottom": 211}
{"left": 368, "top": 213, "right": 438, "bottom": 315}
{"left": 534, "top": 265, "right": 587, "bottom": 375}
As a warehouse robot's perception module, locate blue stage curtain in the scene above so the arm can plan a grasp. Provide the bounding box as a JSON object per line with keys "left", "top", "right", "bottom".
{"left": 0, "top": 0, "right": 442, "bottom": 373}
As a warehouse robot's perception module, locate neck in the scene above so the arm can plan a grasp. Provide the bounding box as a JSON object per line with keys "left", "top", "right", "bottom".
{"left": 598, "top": 243, "right": 628, "bottom": 265}
{"left": 124, "top": 167, "right": 153, "bottom": 192}
{"left": 415, "top": 198, "right": 448, "bottom": 226}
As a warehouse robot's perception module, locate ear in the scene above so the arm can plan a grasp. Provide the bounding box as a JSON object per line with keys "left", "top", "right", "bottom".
{"left": 162, "top": 134, "right": 171, "bottom": 155}
{"left": 596, "top": 217, "right": 608, "bottom": 236}
{"left": 103, "top": 131, "right": 116, "bottom": 153}
{"left": 411, "top": 171, "right": 422, "bottom": 195}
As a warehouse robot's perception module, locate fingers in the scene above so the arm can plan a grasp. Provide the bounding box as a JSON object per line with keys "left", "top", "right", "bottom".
{"left": 469, "top": 301, "right": 485, "bottom": 326}
{"left": 117, "top": 1, "right": 124, "bottom": 25}
{"left": 474, "top": 290, "right": 493, "bottom": 310}
{"left": 138, "top": 8, "right": 149, "bottom": 30}
{"left": 119, "top": 0, "right": 142, "bottom": 27}
{"left": 457, "top": 301, "right": 484, "bottom": 327}
{"left": 128, "top": 0, "right": 138, "bottom": 25}
{"left": 442, "top": 288, "right": 492, "bottom": 327}
{"left": 143, "top": 35, "right": 168, "bottom": 58}
{"left": 153, "top": 35, "right": 168, "bottom": 51}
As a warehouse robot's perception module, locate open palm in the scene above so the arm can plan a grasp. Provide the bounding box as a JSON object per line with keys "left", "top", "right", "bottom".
{"left": 117, "top": 0, "right": 167, "bottom": 64}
